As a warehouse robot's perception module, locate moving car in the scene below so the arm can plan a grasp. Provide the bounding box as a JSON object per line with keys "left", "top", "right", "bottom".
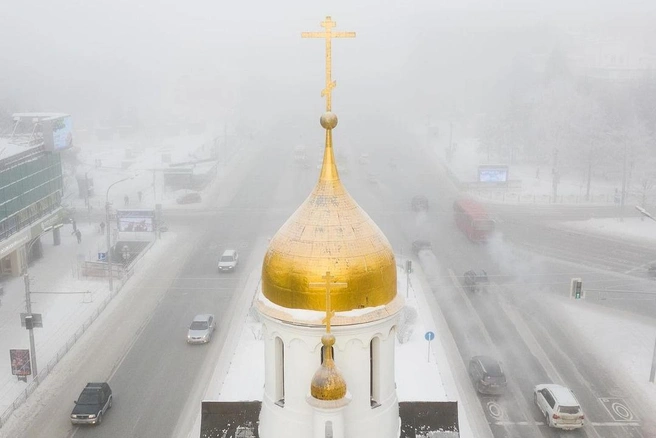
{"left": 70, "top": 382, "right": 113, "bottom": 425}
{"left": 187, "top": 314, "right": 216, "bottom": 344}
{"left": 412, "top": 240, "right": 432, "bottom": 255}
{"left": 534, "top": 384, "right": 585, "bottom": 430}
{"left": 463, "top": 270, "right": 488, "bottom": 293}
{"left": 411, "top": 195, "right": 429, "bottom": 211}
{"left": 468, "top": 356, "right": 507, "bottom": 395}
{"left": 218, "top": 249, "right": 239, "bottom": 272}
{"left": 176, "top": 191, "right": 202, "bottom": 204}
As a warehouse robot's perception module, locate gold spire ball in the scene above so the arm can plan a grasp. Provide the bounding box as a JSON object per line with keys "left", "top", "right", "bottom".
{"left": 261, "top": 17, "right": 397, "bottom": 312}
{"left": 310, "top": 334, "right": 347, "bottom": 400}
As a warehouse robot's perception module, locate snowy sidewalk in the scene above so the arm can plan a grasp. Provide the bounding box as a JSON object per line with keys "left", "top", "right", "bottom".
{"left": 0, "top": 221, "right": 114, "bottom": 422}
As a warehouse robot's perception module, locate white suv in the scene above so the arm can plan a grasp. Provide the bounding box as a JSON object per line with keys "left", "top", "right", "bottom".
{"left": 217, "top": 249, "right": 239, "bottom": 272}
{"left": 534, "top": 384, "right": 585, "bottom": 430}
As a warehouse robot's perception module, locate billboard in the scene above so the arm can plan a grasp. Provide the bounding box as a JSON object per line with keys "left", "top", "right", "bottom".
{"left": 478, "top": 165, "right": 509, "bottom": 183}
{"left": 10, "top": 349, "right": 31, "bottom": 376}
{"left": 42, "top": 115, "right": 73, "bottom": 151}
{"left": 116, "top": 210, "right": 155, "bottom": 232}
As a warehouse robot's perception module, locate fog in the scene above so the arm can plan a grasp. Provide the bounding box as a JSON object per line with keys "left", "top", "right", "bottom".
{"left": 2, "top": 0, "right": 655, "bottom": 139}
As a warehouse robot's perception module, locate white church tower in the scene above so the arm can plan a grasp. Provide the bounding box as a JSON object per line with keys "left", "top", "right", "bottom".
{"left": 255, "top": 16, "right": 404, "bottom": 438}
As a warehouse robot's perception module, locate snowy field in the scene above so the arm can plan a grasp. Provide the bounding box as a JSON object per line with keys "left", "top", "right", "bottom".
{"left": 560, "top": 217, "right": 656, "bottom": 244}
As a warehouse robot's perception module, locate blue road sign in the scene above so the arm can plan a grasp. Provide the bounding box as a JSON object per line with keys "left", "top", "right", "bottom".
{"left": 424, "top": 331, "right": 435, "bottom": 341}
{"left": 98, "top": 252, "right": 107, "bottom": 261}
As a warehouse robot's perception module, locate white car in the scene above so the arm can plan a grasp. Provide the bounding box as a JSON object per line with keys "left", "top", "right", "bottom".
{"left": 217, "top": 249, "right": 239, "bottom": 272}
{"left": 187, "top": 314, "right": 216, "bottom": 344}
{"left": 534, "top": 384, "right": 585, "bottom": 430}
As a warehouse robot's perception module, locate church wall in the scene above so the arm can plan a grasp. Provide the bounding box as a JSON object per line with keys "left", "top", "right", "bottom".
{"left": 258, "top": 308, "right": 401, "bottom": 438}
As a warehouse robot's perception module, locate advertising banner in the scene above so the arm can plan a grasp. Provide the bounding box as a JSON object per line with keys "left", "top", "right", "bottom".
{"left": 10, "top": 349, "right": 31, "bottom": 376}
{"left": 478, "top": 165, "right": 509, "bottom": 183}
{"left": 42, "top": 115, "right": 73, "bottom": 151}
{"left": 116, "top": 210, "right": 155, "bottom": 232}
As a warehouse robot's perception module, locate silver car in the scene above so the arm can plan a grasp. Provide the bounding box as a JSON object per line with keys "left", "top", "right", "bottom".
{"left": 187, "top": 314, "right": 215, "bottom": 344}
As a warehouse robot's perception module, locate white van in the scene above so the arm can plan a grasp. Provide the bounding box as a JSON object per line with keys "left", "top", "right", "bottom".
{"left": 534, "top": 384, "right": 585, "bottom": 430}
{"left": 217, "top": 249, "right": 239, "bottom": 272}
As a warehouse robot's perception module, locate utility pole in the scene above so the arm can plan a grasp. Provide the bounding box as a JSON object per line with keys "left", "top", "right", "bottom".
{"left": 106, "top": 201, "right": 113, "bottom": 292}
{"left": 620, "top": 142, "right": 627, "bottom": 222}
{"left": 152, "top": 170, "right": 157, "bottom": 202}
{"left": 650, "top": 337, "right": 656, "bottom": 383}
{"left": 448, "top": 122, "right": 453, "bottom": 161}
{"left": 552, "top": 148, "right": 559, "bottom": 203}
{"left": 223, "top": 121, "right": 228, "bottom": 164}
{"left": 23, "top": 275, "right": 38, "bottom": 378}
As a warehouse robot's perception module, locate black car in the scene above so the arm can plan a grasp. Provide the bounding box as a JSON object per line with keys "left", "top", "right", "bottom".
{"left": 176, "top": 191, "right": 202, "bottom": 204}
{"left": 411, "top": 195, "right": 429, "bottom": 212}
{"left": 463, "top": 270, "right": 488, "bottom": 293}
{"left": 71, "top": 382, "right": 113, "bottom": 425}
{"left": 469, "top": 356, "right": 507, "bottom": 395}
{"left": 412, "top": 240, "right": 432, "bottom": 255}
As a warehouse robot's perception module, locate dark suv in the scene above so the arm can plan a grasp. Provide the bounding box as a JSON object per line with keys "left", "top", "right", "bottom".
{"left": 469, "top": 356, "right": 507, "bottom": 395}
{"left": 71, "top": 382, "right": 113, "bottom": 425}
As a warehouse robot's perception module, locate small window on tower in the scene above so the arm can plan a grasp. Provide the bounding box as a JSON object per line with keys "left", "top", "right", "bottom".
{"left": 325, "top": 420, "right": 333, "bottom": 438}
{"left": 275, "top": 337, "right": 285, "bottom": 407}
{"left": 370, "top": 337, "right": 381, "bottom": 408}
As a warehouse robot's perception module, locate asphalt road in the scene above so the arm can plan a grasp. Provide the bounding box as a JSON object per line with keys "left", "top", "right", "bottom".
{"left": 343, "top": 130, "right": 651, "bottom": 438}
{"left": 7, "top": 120, "right": 654, "bottom": 438}
{"left": 69, "top": 142, "right": 318, "bottom": 438}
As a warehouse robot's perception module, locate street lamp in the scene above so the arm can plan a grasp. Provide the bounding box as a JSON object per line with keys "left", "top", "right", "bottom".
{"left": 22, "top": 225, "right": 55, "bottom": 380}
{"left": 106, "top": 177, "right": 133, "bottom": 292}
{"left": 636, "top": 205, "right": 656, "bottom": 223}
{"left": 635, "top": 205, "right": 656, "bottom": 383}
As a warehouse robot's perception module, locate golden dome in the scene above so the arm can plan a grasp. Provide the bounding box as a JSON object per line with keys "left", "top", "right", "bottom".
{"left": 310, "top": 334, "right": 347, "bottom": 400}
{"left": 261, "top": 113, "right": 397, "bottom": 311}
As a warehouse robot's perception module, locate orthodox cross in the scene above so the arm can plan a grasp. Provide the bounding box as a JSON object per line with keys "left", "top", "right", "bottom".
{"left": 309, "top": 271, "right": 347, "bottom": 333}
{"left": 302, "top": 16, "right": 356, "bottom": 112}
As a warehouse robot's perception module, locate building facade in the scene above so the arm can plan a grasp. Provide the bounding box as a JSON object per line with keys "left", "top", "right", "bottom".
{"left": 0, "top": 144, "right": 64, "bottom": 277}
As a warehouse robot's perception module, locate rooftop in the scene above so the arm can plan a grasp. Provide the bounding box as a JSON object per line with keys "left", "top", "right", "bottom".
{"left": 0, "top": 137, "right": 43, "bottom": 162}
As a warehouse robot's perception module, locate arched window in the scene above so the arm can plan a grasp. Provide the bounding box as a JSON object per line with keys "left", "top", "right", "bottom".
{"left": 325, "top": 420, "right": 333, "bottom": 437}
{"left": 370, "top": 337, "right": 380, "bottom": 408}
{"left": 275, "top": 337, "right": 285, "bottom": 406}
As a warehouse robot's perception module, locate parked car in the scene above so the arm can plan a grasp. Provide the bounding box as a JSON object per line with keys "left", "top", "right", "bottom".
{"left": 463, "top": 270, "right": 488, "bottom": 293}
{"left": 217, "top": 249, "right": 239, "bottom": 272}
{"left": 648, "top": 263, "right": 656, "bottom": 278}
{"left": 70, "top": 382, "right": 113, "bottom": 425}
{"left": 176, "top": 191, "right": 202, "bottom": 204}
{"left": 411, "top": 195, "right": 429, "bottom": 211}
{"left": 534, "top": 384, "right": 585, "bottom": 430}
{"left": 412, "top": 240, "right": 432, "bottom": 255}
{"left": 468, "top": 356, "right": 507, "bottom": 395}
{"left": 187, "top": 314, "right": 216, "bottom": 344}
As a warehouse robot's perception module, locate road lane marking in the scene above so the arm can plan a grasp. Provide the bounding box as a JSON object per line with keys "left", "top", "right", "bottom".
{"left": 447, "top": 269, "right": 543, "bottom": 437}
{"left": 493, "top": 421, "right": 641, "bottom": 427}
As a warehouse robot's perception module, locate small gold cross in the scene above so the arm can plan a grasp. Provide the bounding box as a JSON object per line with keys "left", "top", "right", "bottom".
{"left": 309, "top": 271, "right": 347, "bottom": 333}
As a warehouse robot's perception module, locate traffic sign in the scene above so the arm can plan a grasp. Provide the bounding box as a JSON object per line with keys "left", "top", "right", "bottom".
{"left": 425, "top": 331, "right": 435, "bottom": 341}
{"left": 20, "top": 313, "right": 43, "bottom": 328}
{"left": 98, "top": 252, "right": 107, "bottom": 261}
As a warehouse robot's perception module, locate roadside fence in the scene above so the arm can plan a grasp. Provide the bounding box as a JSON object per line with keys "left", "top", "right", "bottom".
{"left": 0, "top": 239, "right": 155, "bottom": 429}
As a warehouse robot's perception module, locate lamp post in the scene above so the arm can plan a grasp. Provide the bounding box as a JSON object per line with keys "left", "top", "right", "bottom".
{"left": 635, "top": 205, "right": 656, "bottom": 383}
{"left": 106, "top": 177, "right": 133, "bottom": 292}
{"left": 22, "top": 225, "right": 54, "bottom": 380}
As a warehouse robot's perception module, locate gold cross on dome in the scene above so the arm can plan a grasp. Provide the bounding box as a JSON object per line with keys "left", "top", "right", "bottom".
{"left": 309, "top": 271, "right": 347, "bottom": 333}
{"left": 302, "top": 16, "right": 356, "bottom": 112}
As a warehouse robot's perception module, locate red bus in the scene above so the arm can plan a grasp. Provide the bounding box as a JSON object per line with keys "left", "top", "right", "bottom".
{"left": 453, "top": 198, "right": 495, "bottom": 242}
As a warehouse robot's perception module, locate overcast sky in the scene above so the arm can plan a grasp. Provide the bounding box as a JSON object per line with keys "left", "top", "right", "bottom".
{"left": 1, "top": 0, "right": 654, "bottom": 130}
